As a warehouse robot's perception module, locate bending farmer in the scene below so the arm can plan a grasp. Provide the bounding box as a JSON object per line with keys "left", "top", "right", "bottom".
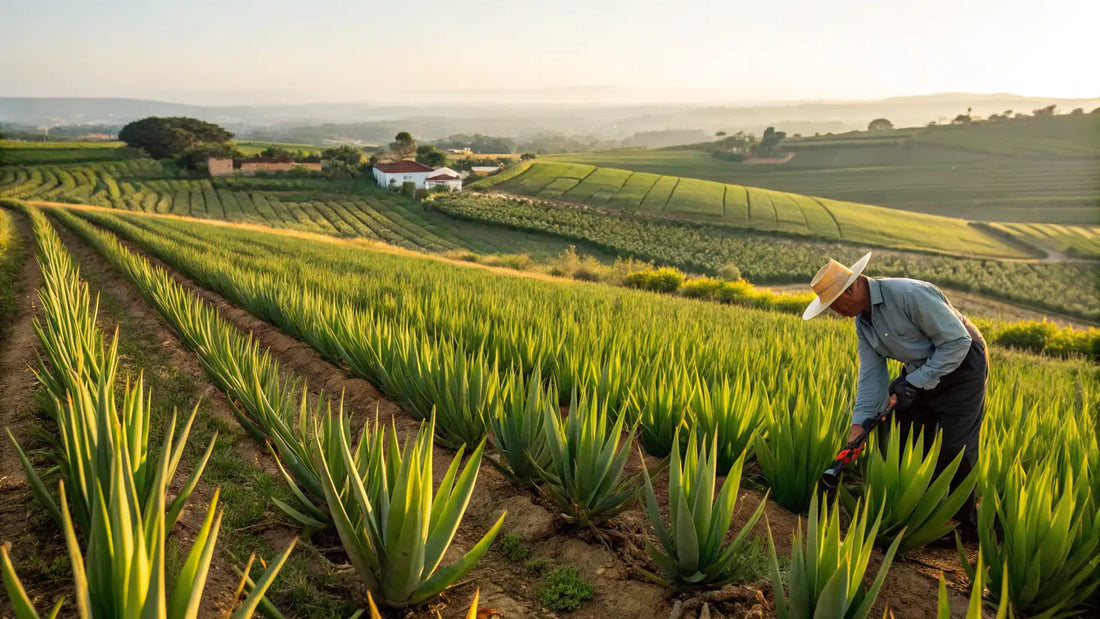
{"left": 802, "top": 252, "right": 988, "bottom": 538}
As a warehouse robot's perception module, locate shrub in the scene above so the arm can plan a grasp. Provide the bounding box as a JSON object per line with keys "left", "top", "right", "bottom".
{"left": 626, "top": 267, "right": 684, "bottom": 293}
{"left": 650, "top": 267, "right": 685, "bottom": 292}
{"left": 994, "top": 320, "right": 1058, "bottom": 353}
{"left": 717, "top": 280, "right": 755, "bottom": 304}
{"left": 536, "top": 566, "right": 594, "bottom": 611}
{"left": 717, "top": 263, "right": 742, "bottom": 281}
{"left": 624, "top": 270, "right": 656, "bottom": 290}
{"left": 770, "top": 292, "right": 814, "bottom": 315}
{"left": 400, "top": 181, "right": 416, "bottom": 197}
{"left": 680, "top": 277, "right": 722, "bottom": 300}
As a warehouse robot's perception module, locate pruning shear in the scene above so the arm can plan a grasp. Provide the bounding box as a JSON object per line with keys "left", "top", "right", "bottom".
{"left": 820, "top": 401, "right": 896, "bottom": 491}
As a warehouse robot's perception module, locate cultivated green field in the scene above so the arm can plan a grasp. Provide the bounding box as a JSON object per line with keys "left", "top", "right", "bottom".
{"left": 478, "top": 161, "right": 1034, "bottom": 259}
{"left": 542, "top": 116, "right": 1100, "bottom": 224}
{"left": 0, "top": 152, "right": 613, "bottom": 260}
{"left": 432, "top": 192, "right": 1100, "bottom": 322}
{"left": 45, "top": 204, "right": 1100, "bottom": 618}
{"left": 0, "top": 139, "right": 138, "bottom": 165}
{"left": 234, "top": 140, "right": 324, "bottom": 155}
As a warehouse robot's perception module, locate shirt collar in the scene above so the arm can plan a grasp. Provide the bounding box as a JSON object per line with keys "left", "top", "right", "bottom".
{"left": 867, "top": 278, "right": 884, "bottom": 307}
{"left": 859, "top": 278, "right": 883, "bottom": 324}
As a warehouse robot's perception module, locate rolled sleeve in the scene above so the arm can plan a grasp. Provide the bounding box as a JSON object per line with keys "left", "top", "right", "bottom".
{"left": 853, "top": 324, "right": 889, "bottom": 426}
{"left": 903, "top": 285, "right": 971, "bottom": 390}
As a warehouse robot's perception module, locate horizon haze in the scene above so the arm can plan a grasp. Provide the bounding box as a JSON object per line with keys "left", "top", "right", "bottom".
{"left": 2, "top": 0, "right": 1097, "bottom": 106}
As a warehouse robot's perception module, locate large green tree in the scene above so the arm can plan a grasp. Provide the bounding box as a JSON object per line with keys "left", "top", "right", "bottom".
{"left": 415, "top": 144, "right": 447, "bottom": 168}
{"left": 390, "top": 131, "right": 416, "bottom": 160}
{"left": 118, "top": 117, "right": 233, "bottom": 159}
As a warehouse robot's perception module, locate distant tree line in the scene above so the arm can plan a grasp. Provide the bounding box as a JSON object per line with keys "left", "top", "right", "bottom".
{"left": 709, "top": 126, "right": 786, "bottom": 161}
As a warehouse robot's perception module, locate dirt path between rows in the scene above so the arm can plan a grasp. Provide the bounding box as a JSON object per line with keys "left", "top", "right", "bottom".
{"left": 0, "top": 211, "right": 62, "bottom": 616}
{"left": 57, "top": 213, "right": 981, "bottom": 618}
{"left": 51, "top": 221, "right": 298, "bottom": 618}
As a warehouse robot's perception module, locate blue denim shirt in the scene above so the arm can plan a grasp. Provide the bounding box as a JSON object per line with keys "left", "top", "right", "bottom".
{"left": 852, "top": 278, "right": 972, "bottom": 425}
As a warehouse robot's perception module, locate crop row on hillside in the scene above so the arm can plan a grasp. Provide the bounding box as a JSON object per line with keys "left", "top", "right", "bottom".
{"left": 429, "top": 192, "right": 1100, "bottom": 322}
{"left": 61, "top": 206, "right": 1100, "bottom": 618}
{"left": 0, "top": 159, "right": 615, "bottom": 261}
{"left": 541, "top": 146, "right": 1100, "bottom": 224}
{"left": 480, "top": 162, "right": 1030, "bottom": 258}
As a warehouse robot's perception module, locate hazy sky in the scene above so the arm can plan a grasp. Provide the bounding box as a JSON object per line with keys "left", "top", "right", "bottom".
{"left": 2, "top": 0, "right": 1097, "bottom": 105}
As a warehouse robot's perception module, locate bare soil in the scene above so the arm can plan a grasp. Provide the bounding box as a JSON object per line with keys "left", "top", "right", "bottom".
{"left": 77, "top": 221, "right": 986, "bottom": 618}
{"left": 0, "top": 212, "right": 65, "bottom": 616}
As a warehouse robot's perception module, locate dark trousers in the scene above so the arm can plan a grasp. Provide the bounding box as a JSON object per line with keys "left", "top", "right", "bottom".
{"left": 881, "top": 319, "right": 988, "bottom": 528}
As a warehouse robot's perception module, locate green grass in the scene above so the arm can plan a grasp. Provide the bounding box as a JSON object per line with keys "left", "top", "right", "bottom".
{"left": 542, "top": 134, "right": 1100, "bottom": 225}
{"left": 488, "top": 162, "right": 1030, "bottom": 259}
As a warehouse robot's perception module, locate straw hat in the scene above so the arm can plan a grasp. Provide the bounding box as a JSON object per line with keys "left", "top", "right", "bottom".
{"left": 802, "top": 252, "right": 872, "bottom": 320}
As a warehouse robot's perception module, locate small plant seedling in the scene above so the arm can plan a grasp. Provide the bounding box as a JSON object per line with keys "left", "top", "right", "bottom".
{"left": 536, "top": 565, "right": 594, "bottom": 612}
{"left": 497, "top": 532, "right": 529, "bottom": 562}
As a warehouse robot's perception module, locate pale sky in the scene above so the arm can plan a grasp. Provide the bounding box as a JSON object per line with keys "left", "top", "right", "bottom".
{"left": 2, "top": 0, "right": 1097, "bottom": 105}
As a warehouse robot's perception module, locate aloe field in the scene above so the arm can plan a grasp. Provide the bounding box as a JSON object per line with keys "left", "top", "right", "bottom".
{"left": 0, "top": 196, "right": 1095, "bottom": 617}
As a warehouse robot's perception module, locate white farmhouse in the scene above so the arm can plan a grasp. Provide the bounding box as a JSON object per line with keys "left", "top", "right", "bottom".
{"left": 425, "top": 167, "right": 462, "bottom": 192}
{"left": 372, "top": 160, "right": 435, "bottom": 190}
{"left": 373, "top": 161, "right": 464, "bottom": 192}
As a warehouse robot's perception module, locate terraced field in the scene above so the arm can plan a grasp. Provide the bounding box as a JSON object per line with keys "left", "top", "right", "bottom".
{"left": 988, "top": 221, "right": 1100, "bottom": 259}
{"left": 477, "top": 162, "right": 1034, "bottom": 259}
{"left": 541, "top": 116, "right": 1100, "bottom": 225}
{"left": 0, "top": 157, "right": 613, "bottom": 260}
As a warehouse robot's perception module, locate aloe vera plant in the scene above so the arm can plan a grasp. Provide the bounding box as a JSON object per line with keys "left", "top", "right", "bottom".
{"left": 768, "top": 493, "right": 903, "bottom": 619}
{"left": 626, "top": 363, "right": 696, "bottom": 457}
{"left": 312, "top": 410, "right": 504, "bottom": 608}
{"left": 488, "top": 371, "right": 554, "bottom": 487}
{"left": 754, "top": 383, "right": 848, "bottom": 513}
{"left": 691, "top": 375, "right": 767, "bottom": 471}
{"left": 641, "top": 428, "right": 767, "bottom": 589}
{"left": 538, "top": 389, "right": 640, "bottom": 526}
{"left": 844, "top": 423, "right": 978, "bottom": 553}
{"left": 964, "top": 460, "right": 1100, "bottom": 618}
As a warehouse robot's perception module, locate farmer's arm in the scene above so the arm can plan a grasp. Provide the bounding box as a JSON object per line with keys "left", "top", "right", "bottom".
{"left": 903, "top": 285, "right": 971, "bottom": 390}
{"left": 851, "top": 325, "right": 889, "bottom": 441}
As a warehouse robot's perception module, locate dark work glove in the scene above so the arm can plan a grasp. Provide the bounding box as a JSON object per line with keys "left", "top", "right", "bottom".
{"left": 889, "top": 375, "right": 918, "bottom": 412}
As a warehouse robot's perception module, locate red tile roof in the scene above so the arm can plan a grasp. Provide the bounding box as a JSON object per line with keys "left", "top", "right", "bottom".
{"left": 426, "top": 173, "right": 460, "bottom": 181}
{"left": 375, "top": 160, "right": 434, "bottom": 173}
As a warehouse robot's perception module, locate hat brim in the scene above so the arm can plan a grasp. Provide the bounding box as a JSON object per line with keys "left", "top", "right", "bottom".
{"left": 802, "top": 252, "right": 872, "bottom": 320}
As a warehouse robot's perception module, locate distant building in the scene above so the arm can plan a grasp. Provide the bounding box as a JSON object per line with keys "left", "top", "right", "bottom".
{"left": 425, "top": 167, "right": 463, "bottom": 192}
{"left": 206, "top": 157, "right": 322, "bottom": 177}
{"left": 470, "top": 165, "right": 502, "bottom": 176}
{"left": 207, "top": 157, "right": 234, "bottom": 177}
{"left": 373, "top": 160, "right": 462, "bottom": 191}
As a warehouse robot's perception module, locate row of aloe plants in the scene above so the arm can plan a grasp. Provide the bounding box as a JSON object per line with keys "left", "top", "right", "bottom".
{"left": 48, "top": 207, "right": 505, "bottom": 610}
{"left": 0, "top": 204, "right": 292, "bottom": 618}
{"left": 63, "top": 207, "right": 1099, "bottom": 617}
